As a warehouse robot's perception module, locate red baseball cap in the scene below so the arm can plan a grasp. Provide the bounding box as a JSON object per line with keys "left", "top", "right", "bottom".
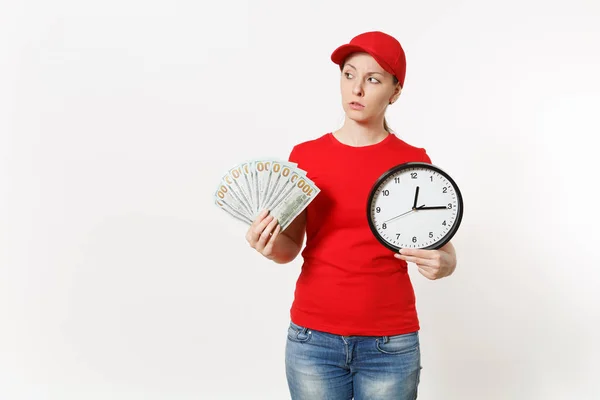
{"left": 330, "top": 31, "right": 407, "bottom": 87}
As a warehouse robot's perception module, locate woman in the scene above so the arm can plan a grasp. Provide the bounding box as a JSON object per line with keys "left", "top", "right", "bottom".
{"left": 245, "top": 31, "right": 457, "bottom": 400}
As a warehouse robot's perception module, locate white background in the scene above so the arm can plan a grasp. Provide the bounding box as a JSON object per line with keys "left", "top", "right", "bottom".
{"left": 1, "top": 1, "right": 599, "bottom": 399}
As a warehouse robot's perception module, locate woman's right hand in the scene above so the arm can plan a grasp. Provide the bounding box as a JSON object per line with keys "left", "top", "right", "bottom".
{"left": 245, "top": 209, "right": 282, "bottom": 259}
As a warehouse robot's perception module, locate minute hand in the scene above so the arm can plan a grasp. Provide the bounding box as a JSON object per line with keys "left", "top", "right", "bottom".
{"left": 419, "top": 206, "right": 448, "bottom": 210}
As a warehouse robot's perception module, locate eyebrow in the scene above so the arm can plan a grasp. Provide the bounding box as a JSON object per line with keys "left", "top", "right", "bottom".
{"left": 344, "top": 63, "right": 384, "bottom": 76}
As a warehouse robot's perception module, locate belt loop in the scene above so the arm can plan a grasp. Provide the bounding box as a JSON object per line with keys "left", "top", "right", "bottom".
{"left": 297, "top": 326, "right": 310, "bottom": 340}
{"left": 383, "top": 335, "right": 389, "bottom": 343}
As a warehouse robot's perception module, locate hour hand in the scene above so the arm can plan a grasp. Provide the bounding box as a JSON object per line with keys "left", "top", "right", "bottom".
{"left": 412, "top": 186, "right": 420, "bottom": 209}
{"left": 419, "top": 205, "right": 447, "bottom": 210}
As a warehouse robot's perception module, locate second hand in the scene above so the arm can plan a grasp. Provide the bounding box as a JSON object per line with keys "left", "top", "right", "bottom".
{"left": 383, "top": 204, "right": 425, "bottom": 224}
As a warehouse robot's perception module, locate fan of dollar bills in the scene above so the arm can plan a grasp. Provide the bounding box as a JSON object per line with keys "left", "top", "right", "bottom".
{"left": 214, "top": 159, "right": 320, "bottom": 231}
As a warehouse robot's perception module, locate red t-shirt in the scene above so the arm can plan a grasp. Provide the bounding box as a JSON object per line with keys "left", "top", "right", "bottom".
{"left": 288, "top": 132, "right": 432, "bottom": 336}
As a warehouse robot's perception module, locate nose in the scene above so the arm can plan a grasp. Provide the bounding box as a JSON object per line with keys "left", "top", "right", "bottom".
{"left": 352, "top": 81, "right": 364, "bottom": 97}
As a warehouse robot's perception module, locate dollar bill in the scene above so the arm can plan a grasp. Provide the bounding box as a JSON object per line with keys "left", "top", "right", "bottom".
{"left": 238, "top": 161, "right": 255, "bottom": 214}
{"left": 254, "top": 159, "right": 281, "bottom": 218}
{"left": 266, "top": 166, "right": 317, "bottom": 213}
{"left": 214, "top": 177, "right": 252, "bottom": 221}
{"left": 214, "top": 158, "right": 319, "bottom": 229}
{"left": 215, "top": 199, "right": 252, "bottom": 225}
{"left": 222, "top": 166, "right": 253, "bottom": 215}
{"left": 269, "top": 173, "right": 320, "bottom": 231}
{"left": 261, "top": 160, "right": 295, "bottom": 211}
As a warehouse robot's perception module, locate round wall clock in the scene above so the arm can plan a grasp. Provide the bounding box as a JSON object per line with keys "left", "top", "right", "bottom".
{"left": 367, "top": 162, "right": 464, "bottom": 251}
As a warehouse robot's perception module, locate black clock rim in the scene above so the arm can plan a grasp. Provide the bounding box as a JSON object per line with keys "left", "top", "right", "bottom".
{"left": 366, "top": 162, "right": 464, "bottom": 251}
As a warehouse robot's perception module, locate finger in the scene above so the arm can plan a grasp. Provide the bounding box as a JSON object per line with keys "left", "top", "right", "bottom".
{"left": 251, "top": 214, "right": 274, "bottom": 240}
{"left": 398, "top": 248, "right": 440, "bottom": 260}
{"left": 263, "top": 223, "right": 282, "bottom": 255}
{"left": 250, "top": 209, "right": 270, "bottom": 228}
{"left": 246, "top": 209, "right": 270, "bottom": 243}
{"left": 255, "top": 216, "right": 279, "bottom": 251}
{"left": 418, "top": 267, "right": 438, "bottom": 280}
{"left": 394, "top": 253, "right": 436, "bottom": 267}
{"left": 247, "top": 218, "right": 272, "bottom": 247}
{"left": 416, "top": 264, "right": 438, "bottom": 275}
{"left": 256, "top": 219, "right": 278, "bottom": 254}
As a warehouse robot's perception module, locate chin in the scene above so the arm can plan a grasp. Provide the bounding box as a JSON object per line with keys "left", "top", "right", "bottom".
{"left": 345, "top": 112, "right": 370, "bottom": 124}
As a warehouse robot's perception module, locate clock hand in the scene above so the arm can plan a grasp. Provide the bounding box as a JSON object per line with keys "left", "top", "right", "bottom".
{"left": 383, "top": 204, "right": 425, "bottom": 224}
{"left": 419, "top": 206, "right": 448, "bottom": 210}
{"left": 412, "top": 186, "right": 420, "bottom": 209}
{"left": 384, "top": 209, "right": 413, "bottom": 223}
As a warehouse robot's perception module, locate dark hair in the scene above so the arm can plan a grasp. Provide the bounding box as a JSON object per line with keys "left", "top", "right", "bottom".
{"left": 340, "top": 63, "right": 399, "bottom": 133}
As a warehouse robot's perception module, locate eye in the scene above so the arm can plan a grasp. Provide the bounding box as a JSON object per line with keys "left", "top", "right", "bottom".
{"left": 368, "top": 77, "right": 381, "bottom": 84}
{"left": 344, "top": 72, "right": 354, "bottom": 79}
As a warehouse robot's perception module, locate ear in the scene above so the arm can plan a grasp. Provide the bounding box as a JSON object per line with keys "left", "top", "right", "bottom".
{"left": 389, "top": 84, "right": 402, "bottom": 104}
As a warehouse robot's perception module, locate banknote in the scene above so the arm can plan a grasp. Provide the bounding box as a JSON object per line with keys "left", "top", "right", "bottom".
{"left": 214, "top": 178, "right": 253, "bottom": 221}
{"left": 269, "top": 173, "right": 320, "bottom": 230}
{"left": 214, "top": 158, "right": 318, "bottom": 229}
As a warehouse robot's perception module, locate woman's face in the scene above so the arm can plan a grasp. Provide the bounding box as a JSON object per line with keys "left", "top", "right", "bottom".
{"left": 340, "top": 52, "right": 401, "bottom": 124}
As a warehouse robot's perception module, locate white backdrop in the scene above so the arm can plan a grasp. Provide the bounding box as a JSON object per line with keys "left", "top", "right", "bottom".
{"left": 1, "top": 1, "right": 599, "bottom": 399}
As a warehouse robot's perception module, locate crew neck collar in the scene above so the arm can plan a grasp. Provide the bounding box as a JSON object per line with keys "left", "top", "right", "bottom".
{"left": 328, "top": 132, "right": 394, "bottom": 150}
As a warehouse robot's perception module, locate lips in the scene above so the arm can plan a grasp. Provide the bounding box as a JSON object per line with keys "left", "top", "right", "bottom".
{"left": 349, "top": 101, "right": 365, "bottom": 110}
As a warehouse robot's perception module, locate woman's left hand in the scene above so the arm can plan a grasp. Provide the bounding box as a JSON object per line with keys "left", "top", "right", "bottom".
{"left": 394, "top": 241, "right": 457, "bottom": 280}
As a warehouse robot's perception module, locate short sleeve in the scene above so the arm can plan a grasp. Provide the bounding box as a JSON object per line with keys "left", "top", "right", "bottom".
{"left": 421, "top": 148, "right": 432, "bottom": 164}
{"left": 288, "top": 145, "right": 299, "bottom": 164}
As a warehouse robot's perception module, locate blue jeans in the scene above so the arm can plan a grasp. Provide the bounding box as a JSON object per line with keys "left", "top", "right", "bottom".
{"left": 285, "top": 321, "right": 421, "bottom": 400}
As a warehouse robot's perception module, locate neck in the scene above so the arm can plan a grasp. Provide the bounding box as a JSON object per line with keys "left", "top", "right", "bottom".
{"left": 333, "top": 117, "right": 389, "bottom": 147}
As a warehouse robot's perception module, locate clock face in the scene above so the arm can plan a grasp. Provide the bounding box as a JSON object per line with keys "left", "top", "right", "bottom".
{"left": 367, "top": 162, "right": 463, "bottom": 251}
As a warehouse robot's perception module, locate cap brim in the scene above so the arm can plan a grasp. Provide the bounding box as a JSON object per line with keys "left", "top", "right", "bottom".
{"left": 331, "top": 44, "right": 368, "bottom": 65}
{"left": 330, "top": 44, "right": 396, "bottom": 78}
